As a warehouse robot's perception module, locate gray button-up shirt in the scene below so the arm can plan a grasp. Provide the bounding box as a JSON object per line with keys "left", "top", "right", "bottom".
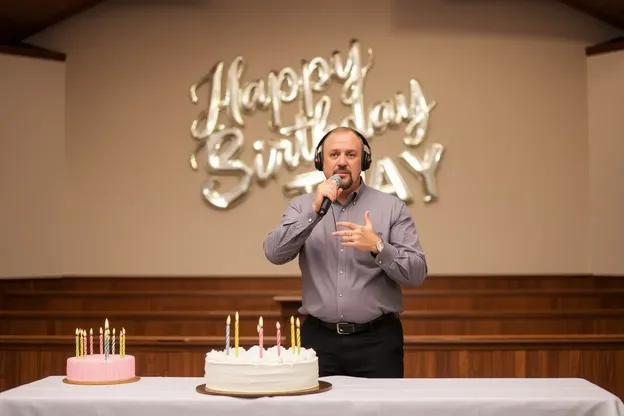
{"left": 263, "top": 180, "right": 428, "bottom": 324}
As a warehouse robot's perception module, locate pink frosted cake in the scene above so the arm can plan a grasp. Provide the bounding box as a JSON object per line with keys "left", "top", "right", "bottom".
{"left": 67, "top": 354, "right": 136, "bottom": 384}
{"left": 65, "top": 320, "right": 138, "bottom": 385}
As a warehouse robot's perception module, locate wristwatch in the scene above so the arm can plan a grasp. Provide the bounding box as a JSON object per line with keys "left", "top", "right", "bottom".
{"left": 375, "top": 238, "right": 384, "bottom": 254}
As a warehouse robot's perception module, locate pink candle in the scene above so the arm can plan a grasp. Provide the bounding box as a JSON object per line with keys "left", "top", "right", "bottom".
{"left": 89, "top": 328, "right": 93, "bottom": 355}
{"left": 99, "top": 327, "right": 103, "bottom": 354}
{"left": 258, "top": 316, "right": 264, "bottom": 358}
{"left": 276, "top": 321, "right": 281, "bottom": 356}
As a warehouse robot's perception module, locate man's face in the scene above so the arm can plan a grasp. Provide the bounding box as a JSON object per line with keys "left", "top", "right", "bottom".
{"left": 322, "top": 130, "right": 362, "bottom": 190}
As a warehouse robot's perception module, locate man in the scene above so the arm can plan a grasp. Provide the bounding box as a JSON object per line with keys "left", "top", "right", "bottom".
{"left": 263, "top": 126, "right": 428, "bottom": 378}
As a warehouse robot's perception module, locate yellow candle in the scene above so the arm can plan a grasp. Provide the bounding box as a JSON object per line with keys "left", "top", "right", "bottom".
{"left": 121, "top": 327, "right": 125, "bottom": 357}
{"left": 296, "top": 318, "right": 301, "bottom": 355}
{"left": 290, "top": 316, "right": 295, "bottom": 352}
{"left": 75, "top": 328, "right": 79, "bottom": 357}
{"left": 234, "top": 311, "right": 239, "bottom": 357}
{"left": 79, "top": 329, "right": 84, "bottom": 358}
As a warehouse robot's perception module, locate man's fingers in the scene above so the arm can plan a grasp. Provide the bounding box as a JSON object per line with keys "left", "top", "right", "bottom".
{"left": 332, "top": 230, "right": 360, "bottom": 237}
{"left": 335, "top": 221, "right": 359, "bottom": 230}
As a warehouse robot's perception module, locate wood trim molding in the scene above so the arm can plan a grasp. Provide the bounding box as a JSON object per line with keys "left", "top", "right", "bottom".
{"left": 0, "top": 334, "right": 621, "bottom": 349}
{"left": 0, "top": 43, "right": 65, "bottom": 62}
{"left": 274, "top": 288, "right": 624, "bottom": 302}
{"left": 9, "top": 288, "right": 624, "bottom": 298}
{"left": 3, "top": 273, "right": 622, "bottom": 280}
{"left": 2, "top": 309, "right": 623, "bottom": 319}
{"left": 403, "top": 334, "right": 624, "bottom": 349}
{"left": 586, "top": 36, "right": 624, "bottom": 56}
{"left": 0, "top": 310, "right": 282, "bottom": 319}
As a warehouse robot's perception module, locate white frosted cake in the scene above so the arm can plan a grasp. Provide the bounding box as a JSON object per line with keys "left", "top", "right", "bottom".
{"left": 204, "top": 345, "right": 319, "bottom": 395}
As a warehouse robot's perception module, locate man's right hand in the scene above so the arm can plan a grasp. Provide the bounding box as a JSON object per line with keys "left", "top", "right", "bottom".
{"left": 313, "top": 178, "right": 343, "bottom": 213}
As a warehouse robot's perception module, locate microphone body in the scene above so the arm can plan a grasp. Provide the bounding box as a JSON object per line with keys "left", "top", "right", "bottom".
{"left": 317, "top": 174, "right": 342, "bottom": 217}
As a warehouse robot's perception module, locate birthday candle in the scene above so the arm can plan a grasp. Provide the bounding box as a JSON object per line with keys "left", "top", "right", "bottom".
{"left": 82, "top": 330, "right": 87, "bottom": 356}
{"left": 258, "top": 316, "right": 264, "bottom": 358}
{"left": 112, "top": 328, "right": 116, "bottom": 355}
{"left": 79, "top": 329, "right": 84, "bottom": 358}
{"left": 257, "top": 324, "right": 261, "bottom": 357}
{"left": 234, "top": 311, "right": 239, "bottom": 357}
{"left": 225, "top": 315, "right": 231, "bottom": 355}
{"left": 104, "top": 326, "right": 110, "bottom": 360}
{"left": 99, "top": 327, "right": 103, "bottom": 354}
{"left": 121, "top": 327, "right": 126, "bottom": 358}
{"left": 104, "top": 319, "right": 109, "bottom": 358}
{"left": 104, "top": 328, "right": 110, "bottom": 360}
{"left": 276, "top": 321, "right": 281, "bottom": 356}
{"left": 296, "top": 318, "right": 301, "bottom": 355}
{"left": 89, "top": 328, "right": 93, "bottom": 355}
{"left": 75, "top": 328, "right": 79, "bottom": 357}
{"left": 290, "top": 316, "right": 295, "bottom": 352}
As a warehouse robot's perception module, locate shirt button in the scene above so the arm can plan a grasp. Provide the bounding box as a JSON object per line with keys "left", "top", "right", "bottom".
{"left": 339, "top": 294, "right": 343, "bottom": 297}
{"left": 308, "top": 218, "right": 312, "bottom": 222}
{"left": 340, "top": 315, "right": 344, "bottom": 319}
{"left": 378, "top": 260, "right": 383, "bottom": 265}
{"left": 340, "top": 248, "right": 344, "bottom": 252}
{"left": 342, "top": 208, "right": 345, "bottom": 212}
{"left": 340, "top": 270, "right": 343, "bottom": 274}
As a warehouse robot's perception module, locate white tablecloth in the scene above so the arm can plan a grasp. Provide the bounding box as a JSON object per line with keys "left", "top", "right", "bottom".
{"left": 0, "top": 376, "right": 622, "bottom": 416}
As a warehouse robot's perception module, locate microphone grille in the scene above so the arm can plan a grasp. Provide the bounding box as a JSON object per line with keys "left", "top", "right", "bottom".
{"left": 329, "top": 174, "right": 343, "bottom": 187}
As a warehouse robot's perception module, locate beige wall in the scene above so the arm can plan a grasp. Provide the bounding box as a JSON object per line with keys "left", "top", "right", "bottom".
{"left": 0, "top": 53, "right": 65, "bottom": 278}
{"left": 587, "top": 49, "right": 624, "bottom": 275}
{"left": 1, "top": 0, "right": 622, "bottom": 277}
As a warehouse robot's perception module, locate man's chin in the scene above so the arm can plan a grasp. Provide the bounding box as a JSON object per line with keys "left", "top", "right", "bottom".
{"left": 340, "top": 178, "right": 353, "bottom": 190}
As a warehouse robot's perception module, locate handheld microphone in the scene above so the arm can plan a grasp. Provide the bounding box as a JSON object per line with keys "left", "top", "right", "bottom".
{"left": 317, "top": 174, "right": 342, "bottom": 217}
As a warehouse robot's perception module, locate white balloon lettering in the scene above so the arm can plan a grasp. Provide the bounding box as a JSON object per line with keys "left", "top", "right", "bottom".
{"left": 365, "top": 158, "right": 413, "bottom": 203}
{"left": 189, "top": 39, "right": 444, "bottom": 209}
{"left": 399, "top": 144, "right": 445, "bottom": 203}
{"left": 192, "top": 128, "right": 253, "bottom": 209}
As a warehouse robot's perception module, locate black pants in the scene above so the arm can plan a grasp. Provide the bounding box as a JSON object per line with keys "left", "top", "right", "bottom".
{"left": 301, "top": 313, "right": 404, "bottom": 378}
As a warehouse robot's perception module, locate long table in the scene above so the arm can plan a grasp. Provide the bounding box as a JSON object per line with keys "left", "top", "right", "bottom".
{"left": 0, "top": 376, "right": 622, "bottom": 416}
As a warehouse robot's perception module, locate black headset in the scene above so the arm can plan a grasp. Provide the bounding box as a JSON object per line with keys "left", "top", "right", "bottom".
{"left": 313, "top": 127, "right": 372, "bottom": 172}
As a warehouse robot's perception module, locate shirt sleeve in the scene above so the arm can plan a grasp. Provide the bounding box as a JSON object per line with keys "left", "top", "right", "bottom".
{"left": 373, "top": 202, "right": 428, "bottom": 287}
{"left": 263, "top": 197, "right": 323, "bottom": 265}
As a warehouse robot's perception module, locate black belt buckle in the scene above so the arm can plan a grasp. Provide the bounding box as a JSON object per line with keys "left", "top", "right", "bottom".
{"left": 336, "top": 322, "right": 355, "bottom": 335}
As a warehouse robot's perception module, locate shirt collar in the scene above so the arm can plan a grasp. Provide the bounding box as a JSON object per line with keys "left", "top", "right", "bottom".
{"left": 345, "top": 175, "right": 368, "bottom": 205}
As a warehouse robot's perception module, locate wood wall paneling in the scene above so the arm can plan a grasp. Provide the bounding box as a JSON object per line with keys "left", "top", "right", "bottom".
{"left": 0, "top": 275, "right": 622, "bottom": 400}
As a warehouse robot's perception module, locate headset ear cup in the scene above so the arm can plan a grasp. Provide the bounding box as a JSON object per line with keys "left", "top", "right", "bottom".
{"left": 314, "top": 153, "right": 323, "bottom": 171}
{"left": 362, "top": 152, "right": 370, "bottom": 171}
{"left": 359, "top": 134, "right": 372, "bottom": 172}
{"left": 363, "top": 151, "right": 371, "bottom": 171}
{"left": 314, "top": 145, "right": 324, "bottom": 171}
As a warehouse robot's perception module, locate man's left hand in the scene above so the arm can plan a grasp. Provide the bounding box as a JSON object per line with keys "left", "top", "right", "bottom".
{"left": 333, "top": 211, "right": 381, "bottom": 252}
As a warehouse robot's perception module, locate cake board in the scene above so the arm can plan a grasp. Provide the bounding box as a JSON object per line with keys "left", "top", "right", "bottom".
{"left": 62, "top": 376, "right": 141, "bottom": 386}
{"left": 195, "top": 380, "right": 332, "bottom": 398}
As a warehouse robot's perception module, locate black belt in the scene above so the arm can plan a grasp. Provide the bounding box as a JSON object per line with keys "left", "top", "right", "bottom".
{"left": 307, "top": 313, "right": 398, "bottom": 335}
